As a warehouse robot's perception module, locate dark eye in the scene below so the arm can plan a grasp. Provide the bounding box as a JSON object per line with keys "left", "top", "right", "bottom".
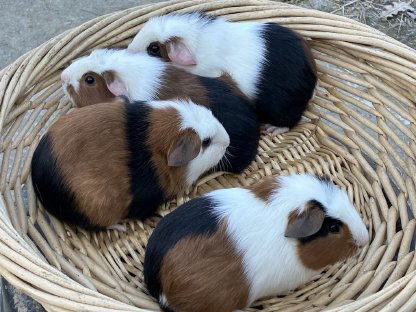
{"left": 147, "top": 43, "right": 161, "bottom": 57}
{"left": 202, "top": 138, "right": 212, "bottom": 147}
{"left": 328, "top": 223, "right": 340, "bottom": 233}
{"left": 85, "top": 75, "right": 95, "bottom": 85}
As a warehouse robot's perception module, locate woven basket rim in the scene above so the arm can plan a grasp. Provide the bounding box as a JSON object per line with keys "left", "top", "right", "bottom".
{"left": 1, "top": 1, "right": 416, "bottom": 311}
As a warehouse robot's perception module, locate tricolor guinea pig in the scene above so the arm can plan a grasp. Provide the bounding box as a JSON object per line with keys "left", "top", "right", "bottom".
{"left": 31, "top": 98, "right": 229, "bottom": 230}
{"left": 128, "top": 12, "right": 318, "bottom": 134}
{"left": 144, "top": 174, "right": 369, "bottom": 312}
{"left": 60, "top": 48, "right": 259, "bottom": 173}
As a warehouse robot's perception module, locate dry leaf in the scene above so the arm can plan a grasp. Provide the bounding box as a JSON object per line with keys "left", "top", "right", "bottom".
{"left": 380, "top": 1, "right": 415, "bottom": 20}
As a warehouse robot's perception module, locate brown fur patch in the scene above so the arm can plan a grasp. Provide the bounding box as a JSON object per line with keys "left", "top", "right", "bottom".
{"left": 68, "top": 72, "right": 116, "bottom": 107}
{"left": 218, "top": 73, "right": 252, "bottom": 104}
{"left": 157, "top": 67, "right": 210, "bottom": 106}
{"left": 303, "top": 40, "right": 317, "bottom": 75}
{"left": 48, "top": 102, "right": 131, "bottom": 227}
{"left": 297, "top": 224, "right": 357, "bottom": 270}
{"left": 146, "top": 107, "right": 200, "bottom": 197}
{"left": 160, "top": 223, "right": 249, "bottom": 312}
{"left": 247, "top": 177, "right": 279, "bottom": 202}
{"left": 296, "top": 34, "right": 317, "bottom": 75}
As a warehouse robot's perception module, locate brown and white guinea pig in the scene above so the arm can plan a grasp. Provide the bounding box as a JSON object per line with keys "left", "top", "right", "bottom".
{"left": 128, "top": 12, "right": 318, "bottom": 134}
{"left": 60, "top": 48, "right": 259, "bottom": 173}
{"left": 31, "top": 98, "right": 229, "bottom": 230}
{"left": 144, "top": 174, "right": 369, "bottom": 312}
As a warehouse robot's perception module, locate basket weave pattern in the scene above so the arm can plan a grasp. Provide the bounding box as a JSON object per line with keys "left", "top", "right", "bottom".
{"left": 0, "top": 0, "right": 416, "bottom": 311}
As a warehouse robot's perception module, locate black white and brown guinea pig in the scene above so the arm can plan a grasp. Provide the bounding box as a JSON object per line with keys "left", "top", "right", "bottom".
{"left": 31, "top": 98, "right": 230, "bottom": 230}
{"left": 60, "top": 48, "right": 259, "bottom": 173}
{"left": 128, "top": 12, "right": 318, "bottom": 134}
{"left": 144, "top": 174, "right": 369, "bottom": 312}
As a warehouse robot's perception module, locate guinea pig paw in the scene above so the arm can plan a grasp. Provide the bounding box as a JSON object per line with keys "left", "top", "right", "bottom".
{"left": 263, "top": 124, "right": 290, "bottom": 136}
{"left": 107, "top": 223, "right": 128, "bottom": 232}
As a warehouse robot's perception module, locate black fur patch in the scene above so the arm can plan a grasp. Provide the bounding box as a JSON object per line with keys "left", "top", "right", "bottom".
{"left": 255, "top": 23, "right": 317, "bottom": 127}
{"left": 161, "top": 306, "right": 175, "bottom": 312}
{"left": 31, "top": 134, "right": 99, "bottom": 230}
{"left": 124, "top": 102, "right": 166, "bottom": 220}
{"left": 144, "top": 196, "right": 219, "bottom": 303}
{"left": 198, "top": 76, "right": 260, "bottom": 173}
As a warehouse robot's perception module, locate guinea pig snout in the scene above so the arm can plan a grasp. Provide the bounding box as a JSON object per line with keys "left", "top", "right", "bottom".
{"left": 221, "top": 135, "right": 230, "bottom": 148}
{"left": 355, "top": 230, "right": 370, "bottom": 248}
{"left": 61, "top": 71, "right": 70, "bottom": 84}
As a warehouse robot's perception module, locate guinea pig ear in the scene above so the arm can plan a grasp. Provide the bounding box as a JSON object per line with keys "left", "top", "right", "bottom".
{"left": 285, "top": 205, "right": 325, "bottom": 238}
{"left": 167, "top": 129, "right": 201, "bottom": 167}
{"left": 102, "top": 71, "right": 128, "bottom": 97}
{"left": 166, "top": 38, "right": 197, "bottom": 66}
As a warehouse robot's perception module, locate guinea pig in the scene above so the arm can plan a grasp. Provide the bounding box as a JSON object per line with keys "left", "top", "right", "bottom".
{"left": 144, "top": 174, "right": 369, "bottom": 312}
{"left": 60, "top": 48, "right": 259, "bottom": 173}
{"left": 128, "top": 12, "right": 318, "bottom": 134}
{"left": 31, "top": 98, "right": 230, "bottom": 230}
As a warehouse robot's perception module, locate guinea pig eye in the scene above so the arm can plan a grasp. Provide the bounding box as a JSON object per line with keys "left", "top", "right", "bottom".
{"left": 147, "top": 43, "right": 161, "bottom": 57}
{"left": 328, "top": 223, "right": 340, "bottom": 233}
{"left": 85, "top": 75, "right": 95, "bottom": 86}
{"left": 202, "top": 138, "right": 212, "bottom": 147}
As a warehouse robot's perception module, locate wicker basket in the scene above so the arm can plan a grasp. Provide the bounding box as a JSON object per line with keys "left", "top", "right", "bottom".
{"left": 0, "top": 0, "right": 415, "bottom": 311}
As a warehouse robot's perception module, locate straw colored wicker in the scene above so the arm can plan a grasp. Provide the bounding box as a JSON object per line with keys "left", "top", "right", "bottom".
{"left": 0, "top": 0, "right": 415, "bottom": 311}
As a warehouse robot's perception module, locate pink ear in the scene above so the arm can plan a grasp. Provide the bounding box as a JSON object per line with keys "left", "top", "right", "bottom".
{"left": 167, "top": 40, "right": 197, "bottom": 66}
{"left": 106, "top": 77, "right": 128, "bottom": 97}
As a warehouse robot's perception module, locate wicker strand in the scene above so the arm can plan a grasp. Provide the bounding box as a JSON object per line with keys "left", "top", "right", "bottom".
{"left": 0, "top": 0, "right": 415, "bottom": 311}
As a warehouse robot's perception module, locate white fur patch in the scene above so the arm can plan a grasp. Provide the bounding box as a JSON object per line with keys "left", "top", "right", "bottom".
{"left": 61, "top": 49, "right": 166, "bottom": 101}
{"left": 159, "top": 293, "right": 168, "bottom": 306}
{"left": 128, "top": 13, "right": 266, "bottom": 99}
{"left": 208, "top": 174, "right": 368, "bottom": 304}
{"left": 147, "top": 99, "right": 230, "bottom": 186}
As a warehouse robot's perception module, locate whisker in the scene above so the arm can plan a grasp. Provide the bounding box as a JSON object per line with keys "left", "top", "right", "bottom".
{"left": 223, "top": 153, "right": 232, "bottom": 171}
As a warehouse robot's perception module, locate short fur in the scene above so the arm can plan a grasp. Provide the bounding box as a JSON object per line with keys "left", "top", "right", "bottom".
{"left": 128, "top": 12, "right": 318, "bottom": 128}
{"left": 247, "top": 177, "right": 279, "bottom": 202}
{"left": 144, "top": 174, "right": 369, "bottom": 311}
{"left": 158, "top": 67, "right": 210, "bottom": 105}
{"left": 31, "top": 134, "right": 100, "bottom": 229}
{"left": 197, "top": 76, "right": 259, "bottom": 173}
{"left": 67, "top": 72, "right": 116, "bottom": 107}
{"left": 31, "top": 99, "right": 229, "bottom": 229}
{"left": 160, "top": 223, "right": 249, "bottom": 312}
{"left": 255, "top": 23, "right": 317, "bottom": 126}
{"left": 61, "top": 49, "right": 258, "bottom": 174}
{"left": 61, "top": 49, "right": 166, "bottom": 104}
{"left": 144, "top": 196, "right": 219, "bottom": 301}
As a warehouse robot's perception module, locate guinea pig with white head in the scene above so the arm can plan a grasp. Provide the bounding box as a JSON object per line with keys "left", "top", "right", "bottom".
{"left": 128, "top": 12, "right": 318, "bottom": 134}
{"left": 60, "top": 48, "right": 259, "bottom": 174}
{"left": 31, "top": 98, "right": 229, "bottom": 230}
{"left": 144, "top": 174, "right": 369, "bottom": 312}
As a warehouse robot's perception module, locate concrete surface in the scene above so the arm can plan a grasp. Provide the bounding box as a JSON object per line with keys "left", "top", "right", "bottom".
{"left": 0, "top": 0, "right": 164, "bottom": 70}
{"left": 1, "top": 0, "right": 413, "bottom": 70}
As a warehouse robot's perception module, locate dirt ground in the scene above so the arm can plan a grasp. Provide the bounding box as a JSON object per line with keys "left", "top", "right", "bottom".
{"left": 283, "top": 0, "right": 416, "bottom": 48}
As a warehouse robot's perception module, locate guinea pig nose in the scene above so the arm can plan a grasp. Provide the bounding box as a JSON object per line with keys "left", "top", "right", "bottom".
{"left": 61, "top": 72, "right": 69, "bottom": 84}
{"left": 356, "top": 231, "right": 370, "bottom": 247}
